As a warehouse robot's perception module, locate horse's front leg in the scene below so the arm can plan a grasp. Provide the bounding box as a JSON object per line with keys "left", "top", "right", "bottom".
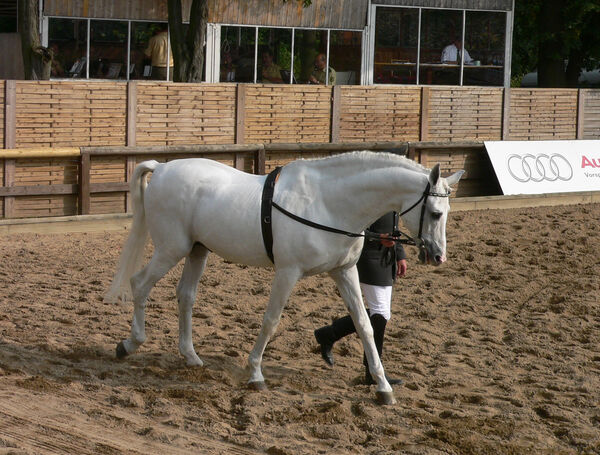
{"left": 247, "top": 267, "right": 302, "bottom": 389}
{"left": 329, "top": 266, "right": 395, "bottom": 405}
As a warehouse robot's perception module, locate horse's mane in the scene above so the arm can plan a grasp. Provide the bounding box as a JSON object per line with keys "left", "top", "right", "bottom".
{"left": 300, "top": 150, "right": 430, "bottom": 175}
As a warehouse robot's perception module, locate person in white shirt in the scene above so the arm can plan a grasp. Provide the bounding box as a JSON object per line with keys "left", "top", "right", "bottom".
{"left": 441, "top": 39, "right": 473, "bottom": 64}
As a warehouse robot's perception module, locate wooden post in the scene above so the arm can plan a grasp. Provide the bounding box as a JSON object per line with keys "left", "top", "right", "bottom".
{"left": 125, "top": 157, "right": 136, "bottom": 212}
{"left": 420, "top": 87, "right": 430, "bottom": 141}
{"left": 4, "top": 80, "right": 16, "bottom": 218}
{"left": 255, "top": 146, "right": 265, "bottom": 175}
{"left": 126, "top": 81, "right": 138, "bottom": 212}
{"left": 235, "top": 84, "right": 247, "bottom": 170}
{"left": 79, "top": 152, "right": 91, "bottom": 215}
{"left": 127, "top": 81, "right": 137, "bottom": 146}
{"left": 576, "top": 89, "right": 585, "bottom": 139}
{"left": 330, "top": 85, "right": 342, "bottom": 143}
{"left": 501, "top": 87, "right": 511, "bottom": 140}
{"left": 236, "top": 84, "right": 246, "bottom": 145}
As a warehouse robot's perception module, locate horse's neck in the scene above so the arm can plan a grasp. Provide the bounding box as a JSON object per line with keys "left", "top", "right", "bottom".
{"left": 297, "top": 158, "right": 428, "bottom": 231}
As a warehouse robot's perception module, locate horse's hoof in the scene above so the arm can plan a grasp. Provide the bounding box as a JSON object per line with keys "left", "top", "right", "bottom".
{"left": 248, "top": 381, "right": 268, "bottom": 391}
{"left": 376, "top": 391, "right": 397, "bottom": 406}
{"left": 116, "top": 341, "right": 128, "bottom": 359}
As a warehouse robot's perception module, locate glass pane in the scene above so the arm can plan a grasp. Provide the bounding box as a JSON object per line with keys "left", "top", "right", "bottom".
{"left": 464, "top": 11, "right": 506, "bottom": 86}
{"left": 130, "top": 22, "right": 166, "bottom": 80}
{"left": 0, "top": 16, "right": 17, "bottom": 33}
{"left": 220, "top": 26, "right": 256, "bottom": 83}
{"left": 258, "top": 28, "right": 292, "bottom": 83}
{"left": 293, "top": 29, "right": 329, "bottom": 85}
{"left": 90, "top": 20, "right": 128, "bottom": 79}
{"left": 329, "top": 30, "right": 361, "bottom": 85}
{"left": 420, "top": 9, "right": 462, "bottom": 85}
{"left": 48, "top": 18, "right": 88, "bottom": 79}
{"left": 374, "top": 7, "right": 418, "bottom": 84}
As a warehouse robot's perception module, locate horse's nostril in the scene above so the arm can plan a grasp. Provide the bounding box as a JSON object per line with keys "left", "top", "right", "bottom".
{"left": 435, "top": 255, "right": 443, "bottom": 263}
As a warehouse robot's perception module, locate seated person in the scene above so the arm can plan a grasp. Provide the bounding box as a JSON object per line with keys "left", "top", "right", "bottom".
{"left": 261, "top": 49, "right": 283, "bottom": 83}
{"left": 441, "top": 39, "right": 473, "bottom": 64}
{"left": 308, "top": 53, "right": 336, "bottom": 85}
{"left": 220, "top": 51, "right": 236, "bottom": 82}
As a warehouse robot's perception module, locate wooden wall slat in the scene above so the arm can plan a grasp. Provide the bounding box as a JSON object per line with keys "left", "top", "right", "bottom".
{"left": 15, "top": 81, "right": 127, "bottom": 148}
{"left": 135, "top": 83, "right": 237, "bottom": 146}
{"left": 338, "top": 86, "right": 421, "bottom": 142}
{"left": 508, "top": 89, "right": 578, "bottom": 140}
{"left": 244, "top": 85, "right": 332, "bottom": 144}
{"left": 583, "top": 89, "right": 600, "bottom": 140}
{"left": 427, "top": 87, "right": 503, "bottom": 142}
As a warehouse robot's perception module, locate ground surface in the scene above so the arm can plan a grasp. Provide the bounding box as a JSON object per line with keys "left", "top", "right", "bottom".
{"left": 0, "top": 203, "right": 599, "bottom": 454}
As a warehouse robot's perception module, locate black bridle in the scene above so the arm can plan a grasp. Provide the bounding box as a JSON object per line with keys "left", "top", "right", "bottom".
{"left": 270, "top": 176, "right": 450, "bottom": 248}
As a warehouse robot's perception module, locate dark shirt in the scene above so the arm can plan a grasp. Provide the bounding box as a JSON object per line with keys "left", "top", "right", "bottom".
{"left": 357, "top": 212, "right": 406, "bottom": 286}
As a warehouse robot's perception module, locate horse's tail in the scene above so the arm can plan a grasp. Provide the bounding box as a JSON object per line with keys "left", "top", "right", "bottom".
{"left": 104, "top": 160, "right": 160, "bottom": 304}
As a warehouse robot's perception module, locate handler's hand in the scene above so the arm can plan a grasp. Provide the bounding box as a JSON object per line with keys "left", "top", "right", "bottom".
{"left": 380, "top": 233, "right": 395, "bottom": 248}
{"left": 396, "top": 259, "right": 408, "bottom": 278}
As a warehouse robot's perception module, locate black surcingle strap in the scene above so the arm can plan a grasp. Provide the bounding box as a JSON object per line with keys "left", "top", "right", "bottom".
{"left": 261, "top": 166, "right": 282, "bottom": 264}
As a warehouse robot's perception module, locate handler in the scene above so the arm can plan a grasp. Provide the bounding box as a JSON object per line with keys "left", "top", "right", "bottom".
{"left": 314, "top": 212, "right": 406, "bottom": 385}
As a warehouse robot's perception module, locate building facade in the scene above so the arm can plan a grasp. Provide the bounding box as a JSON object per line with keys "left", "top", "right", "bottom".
{"left": 3, "top": 0, "right": 515, "bottom": 86}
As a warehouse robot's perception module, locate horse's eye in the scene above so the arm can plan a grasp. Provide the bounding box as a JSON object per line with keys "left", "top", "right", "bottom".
{"left": 431, "top": 211, "right": 443, "bottom": 220}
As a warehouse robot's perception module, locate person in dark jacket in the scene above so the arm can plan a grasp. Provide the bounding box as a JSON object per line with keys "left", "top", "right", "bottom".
{"left": 314, "top": 212, "right": 407, "bottom": 385}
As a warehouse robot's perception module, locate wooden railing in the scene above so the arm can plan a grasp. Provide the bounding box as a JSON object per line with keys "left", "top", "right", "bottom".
{"left": 0, "top": 141, "right": 490, "bottom": 219}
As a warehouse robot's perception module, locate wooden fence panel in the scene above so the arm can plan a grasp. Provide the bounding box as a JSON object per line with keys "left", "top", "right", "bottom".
{"left": 583, "top": 89, "right": 600, "bottom": 140}
{"left": 508, "top": 89, "right": 578, "bottom": 140}
{"left": 416, "top": 145, "right": 500, "bottom": 198}
{"left": 338, "top": 86, "right": 421, "bottom": 142}
{"left": 244, "top": 85, "right": 332, "bottom": 144}
{"left": 11, "top": 157, "right": 79, "bottom": 218}
{"left": 427, "top": 87, "right": 503, "bottom": 142}
{"left": 15, "top": 81, "right": 127, "bottom": 148}
{"left": 135, "top": 83, "right": 237, "bottom": 146}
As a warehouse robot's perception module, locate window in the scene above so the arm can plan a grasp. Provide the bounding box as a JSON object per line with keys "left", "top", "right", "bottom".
{"left": 293, "top": 29, "right": 328, "bottom": 84}
{"left": 48, "top": 18, "right": 88, "bottom": 78}
{"left": 420, "top": 8, "right": 463, "bottom": 85}
{"left": 48, "top": 17, "right": 172, "bottom": 81}
{"left": 0, "top": 0, "right": 17, "bottom": 33}
{"left": 90, "top": 20, "right": 127, "bottom": 79}
{"left": 374, "top": 7, "right": 418, "bottom": 84}
{"left": 372, "top": 6, "right": 507, "bottom": 86}
{"left": 220, "top": 26, "right": 256, "bottom": 82}
{"left": 258, "top": 27, "right": 292, "bottom": 83}
{"left": 329, "top": 30, "right": 362, "bottom": 85}
{"left": 130, "top": 22, "right": 165, "bottom": 80}
{"left": 464, "top": 11, "right": 506, "bottom": 86}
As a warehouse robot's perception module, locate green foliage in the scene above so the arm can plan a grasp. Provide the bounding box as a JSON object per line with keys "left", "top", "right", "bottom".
{"left": 512, "top": 0, "right": 600, "bottom": 87}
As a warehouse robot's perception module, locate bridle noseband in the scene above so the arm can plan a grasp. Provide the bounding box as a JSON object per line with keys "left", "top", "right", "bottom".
{"left": 399, "top": 181, "right": 451, "bottom": 249}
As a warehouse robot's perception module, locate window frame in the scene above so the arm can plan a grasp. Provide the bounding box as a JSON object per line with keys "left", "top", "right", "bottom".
{"left": 44, "top": 15, "right": 172, "bottom": 81}
{"left": 368, "top": 4, "right": 511, "bottom": 87}
{"left": 208, "top": 23, "right": 364, "bottom": 85}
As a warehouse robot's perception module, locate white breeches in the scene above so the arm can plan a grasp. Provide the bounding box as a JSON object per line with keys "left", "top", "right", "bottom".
{"left": 360, "top": 283, "right": 392, "bottom": 321}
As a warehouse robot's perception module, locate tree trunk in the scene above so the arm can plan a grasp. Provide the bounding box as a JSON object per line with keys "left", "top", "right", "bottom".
{"left": 19, "top": 0, "right": 51, "bottom": 80}
{"left": 168, "top": 0, "right": 207, "bottom": 82}
{"left": 537, "top": 0, "right": 565, "bottom": 87}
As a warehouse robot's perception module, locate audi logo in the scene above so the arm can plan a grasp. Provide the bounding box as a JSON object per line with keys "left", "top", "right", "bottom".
{"left": 506, "top": 153, "right": 573, "bottom": 183}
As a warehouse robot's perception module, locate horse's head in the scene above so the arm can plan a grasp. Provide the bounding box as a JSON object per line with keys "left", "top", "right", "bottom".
{"left": 401, "top": 164, "right": 464, "bottom": 266}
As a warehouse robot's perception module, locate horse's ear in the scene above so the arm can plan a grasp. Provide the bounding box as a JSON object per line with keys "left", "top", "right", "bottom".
{"left": 446, "top": 170, "right": 465, "bottom": 187}
{"left": 429, "top": 163, "right": 441, "bottom": 186}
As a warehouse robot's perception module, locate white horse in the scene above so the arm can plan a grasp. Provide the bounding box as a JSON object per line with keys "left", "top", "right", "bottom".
{"left": 104, "top": 151, "right": 463, "bottom": 405}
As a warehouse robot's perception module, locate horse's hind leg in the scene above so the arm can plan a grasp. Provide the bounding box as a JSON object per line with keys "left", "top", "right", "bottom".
{"left": 176, "top": 243, "right": 209, "bottom": 366}
{"left": 117, "top": 249, "right": 183, "bottom": 359}
{"left": 247, "top": 267, "right": 302, "bottom": 389}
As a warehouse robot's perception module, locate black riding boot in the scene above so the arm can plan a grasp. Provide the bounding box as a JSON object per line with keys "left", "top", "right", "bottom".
{"left": 314, "top": 315, "right": 356, "bottom": 366}
{"left": 364, "top": 313, "right": 403, "bottom": 386}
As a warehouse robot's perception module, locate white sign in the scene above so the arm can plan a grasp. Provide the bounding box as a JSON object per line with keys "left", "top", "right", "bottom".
{"left": 484, "top": 140, "right": 600, "bottom": 195}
